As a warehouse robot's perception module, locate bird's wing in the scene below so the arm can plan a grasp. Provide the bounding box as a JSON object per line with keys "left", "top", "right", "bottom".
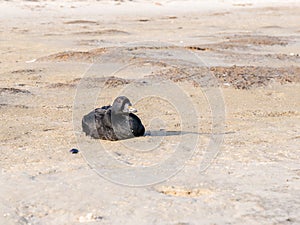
{"left": 95, "top": 106, "right": 118, "bottom": 140}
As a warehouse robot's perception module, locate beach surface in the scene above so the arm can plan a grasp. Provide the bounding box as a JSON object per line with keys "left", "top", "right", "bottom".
{"left": 0, "top": 0, "right": 300, "bottom": 224}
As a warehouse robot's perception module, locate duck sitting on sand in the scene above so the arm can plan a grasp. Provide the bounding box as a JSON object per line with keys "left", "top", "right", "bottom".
{"left": 82, "top": 96, "right": 145, "bottom": 141}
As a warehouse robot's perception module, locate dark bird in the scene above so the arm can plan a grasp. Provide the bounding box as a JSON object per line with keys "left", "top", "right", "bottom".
{"left": 82, "top": 96, "right": 145, "bottom": 141}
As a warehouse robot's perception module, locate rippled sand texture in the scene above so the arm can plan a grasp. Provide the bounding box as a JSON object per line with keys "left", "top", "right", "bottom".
{"left": 0, "top": 1, "right": 300, "bottom": 224}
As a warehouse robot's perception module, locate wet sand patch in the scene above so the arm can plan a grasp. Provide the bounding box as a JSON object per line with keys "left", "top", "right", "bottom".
{"left": 0, "top": 87, "right": 31, "bottom": 95}
{"left": 155, "top": 186, "right": 213, "bottom": 197}
{"left": 73, "top": 29, "right": 130, "bottom": 36}
{"left": 150, "top": 66, "right": 300, "bottom": 89}
{"left": 63, "top": 20, "right": 98, "bottom": 25}
{"left": 37, "top": 48, "right": 106, "bottom": 62}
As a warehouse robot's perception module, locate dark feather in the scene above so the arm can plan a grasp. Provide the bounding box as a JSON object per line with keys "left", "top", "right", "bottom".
{"left": 82, "top": 97, "right": 145, "bottom": 141}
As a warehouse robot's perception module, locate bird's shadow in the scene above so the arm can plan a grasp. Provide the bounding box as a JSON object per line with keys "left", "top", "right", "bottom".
{"left": 145, "top": 130, "right": 235, "bottom": 137}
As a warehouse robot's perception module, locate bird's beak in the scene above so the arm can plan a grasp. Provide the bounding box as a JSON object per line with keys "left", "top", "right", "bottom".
{"left": 128, "top": 105, "right": 137, "bottom": 113}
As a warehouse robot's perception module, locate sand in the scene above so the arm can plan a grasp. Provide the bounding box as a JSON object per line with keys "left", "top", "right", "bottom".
{"left": 0, "top": 0, "right": 300, "bottom": 224}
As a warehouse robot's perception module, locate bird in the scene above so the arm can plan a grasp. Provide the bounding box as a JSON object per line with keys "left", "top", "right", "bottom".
{"left": 82, "top": 96, "right": 145, "bottom": 141}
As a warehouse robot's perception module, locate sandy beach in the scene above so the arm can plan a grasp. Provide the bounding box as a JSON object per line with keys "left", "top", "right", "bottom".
{"left": 1, "top": 0, "right": 300, "bottom": 224}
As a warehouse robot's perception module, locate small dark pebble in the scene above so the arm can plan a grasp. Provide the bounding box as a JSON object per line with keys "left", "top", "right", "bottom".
{"left": 70, "top": 148, "right": 79, "bottom": 154}
{"left": 95, "top": 216, "right": 103, "bottom": 220}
